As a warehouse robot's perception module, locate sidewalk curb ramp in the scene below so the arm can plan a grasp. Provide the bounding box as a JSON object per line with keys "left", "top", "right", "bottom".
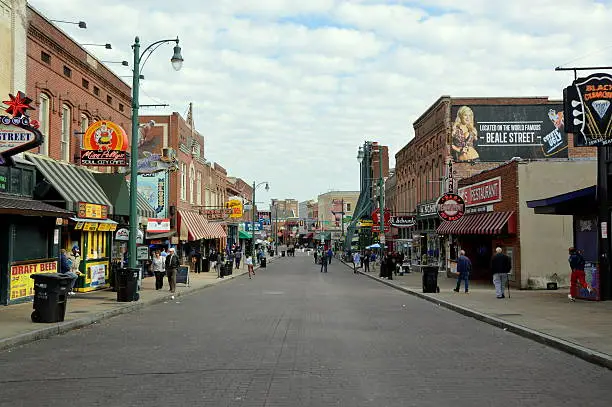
{"left": 341, "top": 261, "right": 612, "bottom": 371}
{"left": 0, "top": 258, "right": 278, "bottom": 352}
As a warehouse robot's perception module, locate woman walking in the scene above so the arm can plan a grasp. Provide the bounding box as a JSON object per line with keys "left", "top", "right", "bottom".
{"left": 246, "top": 254, "right": 255, "bottom": 279}
{"left": 151, "top": 250, "right": 165, "bottom": 290}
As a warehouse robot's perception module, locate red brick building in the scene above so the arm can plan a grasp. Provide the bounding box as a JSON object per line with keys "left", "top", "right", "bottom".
{"left": 26, "top": 5, "right": 131, "bottom": 165}
{"left": 395, "top": 96, "right": 596, "bottom": 271}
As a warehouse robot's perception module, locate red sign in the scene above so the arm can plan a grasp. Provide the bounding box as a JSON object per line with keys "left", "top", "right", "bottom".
{"left": 372, "top": 208, "right": 391, "bottom": 232}
{"left": 437, "top": 193, "right": 465, "bottom": 222}
{"left": 147, "top": 218, "right": 170, "bottom": 233}
{"left": 458, "top": 177, "right": 502, "bottom": 207}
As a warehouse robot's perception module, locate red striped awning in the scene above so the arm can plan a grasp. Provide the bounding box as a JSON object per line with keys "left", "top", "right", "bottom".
{"left": 205, "top": 222, "right": 227, "bottom": 239}
{"left": 437, "top": 211, "right": 515, "bottom": 235}
{"left": 178, "top": 210, "right": 209, "bottom": 241}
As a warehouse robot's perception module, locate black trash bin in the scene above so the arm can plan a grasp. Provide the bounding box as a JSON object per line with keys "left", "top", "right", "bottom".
{"left": 422, "top": 266, "right": 439, "bottom": 293}
{"left": 281, "top": 251, "right": 286, "bottom": 257}
{"left": 117, "top": 267, "right": 139, "bottom": 302}
{"left": 31, "top": 273, "right": 72, "bottom": 323}
{"left": 202, "top": 258, "right": 210, "bottom": 273}
{"left": 224, "top": 261, "right": 233, "bottom": 276}
{"left": 260, "top": 257, "right": 267, "bottom": 268}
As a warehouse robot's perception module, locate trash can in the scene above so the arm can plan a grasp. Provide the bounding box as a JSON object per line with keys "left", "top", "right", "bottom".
{"left": 260, "top": 257, "right": 267, "bottom": 268}
{"left": 422, "top": 266, "right": 439, "bottom": 293}
{"left": 224, "top": 260, "right": 233, "bottom": 276}
{"left": 30, "top": 273, "right": 72, "bottom": 323}
{"left": 281, "top": 251, "right": 286, "bottom": 257}
{"left": 117, "top": 267, "right": 139, "bottom": 302}
{"left": 202, "top": 258, "right": 210, "bottom": 273}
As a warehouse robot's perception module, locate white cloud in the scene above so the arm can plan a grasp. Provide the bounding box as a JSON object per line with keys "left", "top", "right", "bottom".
{"left": 28, "top": 0, "right": 612, "bottom": 202}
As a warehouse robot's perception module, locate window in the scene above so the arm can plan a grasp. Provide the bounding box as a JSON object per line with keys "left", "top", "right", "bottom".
{"left": 41, "top": 51, "right": 51, "bottom": 64}
{"left": 196, "top": 171, "right": 202, "bottom": 205}
{"left": 38, "top": 93, "right": 50, "bottom": 156}
{"left": 119, "top": 103, "right": 124, "bottom": 112}
{"left": 80, "top": 114, "right": 89, "bottom": 135}
{"left": 346, "top": 203, "right": 351, "bottom": 212}
{"left": 63, "top": 65, "right": 72, "bottom": 78}
{"left": 107, "top": 95, "right": 112, "bottom": 104}
{"left": 60, "top": 104, "right": 71, "bottom": 162}
{"left": 82, "top": 78, "right": 89, "bottom": 89}
{"left": 93, "top": 86, "right": 100, "bottom": 96}
{"left": 189, "top": 164, "right": 195, "bottom": 204}
{"left": 180, "top": 163, "right": 187, "bottom": 201}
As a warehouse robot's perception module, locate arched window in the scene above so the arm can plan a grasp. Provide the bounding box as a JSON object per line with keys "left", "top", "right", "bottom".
{"left": 60, "top": 104, "right": 71, "bottom": 162}
{"left": 38, "top": 93, "right": 50, "bottom": 156}
{"left": 196, "top": 171, "right": 202, "bottom": 205}
{"left": 189, "top": 164, "right": 195, "bottom": 204}
{"left": 180, "top": 163, "right": 187, "bottom": 201}
{"left": 80, "top": 114, "right": 89, "bottom": 134}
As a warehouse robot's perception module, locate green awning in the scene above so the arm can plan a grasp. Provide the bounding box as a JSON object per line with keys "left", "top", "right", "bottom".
{"left": 239, "top": 230, "right": 252, "bottom": 239}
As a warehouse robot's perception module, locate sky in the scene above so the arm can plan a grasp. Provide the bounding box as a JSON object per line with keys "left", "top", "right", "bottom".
{"left": 29, "top": 0, "right": 612, "bottom": 203}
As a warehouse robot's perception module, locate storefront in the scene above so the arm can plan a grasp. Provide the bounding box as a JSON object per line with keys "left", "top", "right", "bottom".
{"left": 415, "top": 200, "right": 445, "bottom": 269}
{"left": 178, "top": 209, "right": 227, "bottom": 266}
{"left": 24, "top": 153, "right": 118, "bottom": 292}
{"left": 0, "top": 158, "right": 72, "bottom": 305}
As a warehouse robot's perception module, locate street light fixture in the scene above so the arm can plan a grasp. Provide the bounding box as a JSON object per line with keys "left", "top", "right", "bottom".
{"left": 102, "top": 60, "right": 129, "bottom": 66}
{"left": 83, "top": 43, "right": 112, "bottom": 49}
{"left": 251, "top": 182, "right": 270, "bottom": 260}
{"left": 128, "top": 36, "right": 184, "bottom": 272}
{"left": 50, "top": 20, "right": 87, "bottom": 29}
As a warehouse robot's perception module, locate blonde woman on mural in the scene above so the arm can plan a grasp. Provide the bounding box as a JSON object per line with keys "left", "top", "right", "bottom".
{"left": 452, "top": 106, "right": 480, "bottom": 162}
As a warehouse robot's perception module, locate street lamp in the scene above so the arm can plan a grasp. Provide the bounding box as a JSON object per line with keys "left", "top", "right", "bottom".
{"left": 128, "top": 36, "right": 183, "bottom": 270}
{"left": 82, "top": 43, "right": 112, "bottom": 49}
{"left": 251, "top": 181, "right": 270, "bottom": 260}
{"left": 102, "top": 60, "right": 129, "bottom": 66}
{"left": 50, "top": 20, "right": 87, "bottom": 29}
{"left": 374, "top": 144, "right": 385, "bottom": 249}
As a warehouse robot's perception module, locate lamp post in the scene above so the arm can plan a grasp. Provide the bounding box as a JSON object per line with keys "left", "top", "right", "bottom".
{"left": 128, "top": 36, "right": 183, "bottom": 270}
{"left": 251, "top": 181, "right": 269, "bottom": 260}
{"left": 375, "top": 144, "right": 385, "bottom": 249}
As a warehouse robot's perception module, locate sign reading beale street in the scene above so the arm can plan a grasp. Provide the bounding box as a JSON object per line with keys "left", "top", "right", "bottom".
{"left": 1, "top": 91, "right": 43, "bottom": 166}
{"left": 458, "top": 177, "right": 502, "bottom": 207}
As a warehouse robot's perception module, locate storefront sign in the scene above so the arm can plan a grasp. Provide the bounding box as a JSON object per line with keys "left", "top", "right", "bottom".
{"left": 83, "top": 222, "right": 99, "bottom": 231}
{"left": 227, "top": 198, "right": 243, "bottom": 218}
{"left": 390, "top": 216, "right": 417, "bottom": 228}
{"left": 97, "top": 223, "right": 111, "bottom": 232}
{"left": 203, "top": 208, "right": 232, "bottom": 220}
{"left": 437, "top": 192, "right": 465, "bottom": 222}
{"left": 114, "top": 228, "right": 143, "bottom": 243}
{"left": 10, "top": 260, "right": 57, "bottom": 301}
{"left": 147, "top": 218, "right": 170, "bottom": 233}
{"left": 137, "top": 246, "right": 149, "bottom": 260}
{"left": 89, "top": 264, "right": 107, "bottom": 288}
{"left": 359, "top": 219, "right": 373, "bottom": 227}
{"left": 450, "top": 104, "right": 568, "bottom": 162}
{"left": 458, "top": 177, "right": 502, "bottom": 207}
{"left": 78, "top": 202, "right": 108, "bottom": 220}
{"left": 1, "top": 91, "right": 43, "bottom": 166}
{"left": 417, "top": 201, "right": 437, "bottom": 218}
{"left": 564, "top": 73, "right": 612, "bottom": 146}
{"left": 74, "top": 222, "right": 84, "bottom": 230}
{"left": 81, "top": 120, "right": 129, "bottom": 166}
{"left": 465, "top": 205, "right": 493, "bottom": 215}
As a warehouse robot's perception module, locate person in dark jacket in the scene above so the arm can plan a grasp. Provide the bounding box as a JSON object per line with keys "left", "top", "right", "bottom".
{"left": 164, "top": 247, "right": 180, "bottom": 294}
{"left": 491, "top": 247, "right": 511, "bottom": 299}
{"left": 453, "top": 250, "right": 472, "bottom": 293}
{"left": 568, "top": 247, "right": 592, "bottom": 302}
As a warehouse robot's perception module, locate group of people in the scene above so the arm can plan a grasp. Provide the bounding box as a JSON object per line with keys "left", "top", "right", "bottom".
{"left": 149, "top": 247, "right": 180, "bottom": 294}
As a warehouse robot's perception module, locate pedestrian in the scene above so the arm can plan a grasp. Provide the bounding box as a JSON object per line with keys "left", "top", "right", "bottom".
{"left": 151, "top": 250, "right": 165, "bottom": 290}
{"left": 491, "top": 247, "right": 511, "bottom": 299}
{"left": 353, "top": 251, "right": 360, "bottom": 273}
{"left": 64, "top": 246, "right": 82, "bottom": 295}
{"left": 385, "top": 254, "right": 394, "bottom": 280}
{"left": 235, "top": 250, "right": 242, "bottom": 269}
{"left": 568, "top": 247, "right": 592, "bottom": 302}
{"left": 215, "top": 251, "right": 224, "bottom": 279}
{"left": 314, "top": 249, "right": 318, "bottom": 264}
{"left": 246, "top": 254, "right": 254, "bottom": 278}
{"left": 327, "top": 247, "right": 333, "bottom": 264}
{"left": 453, "top": 250, "right": 472, "bottom": 293}
{"left": 165, "top": 247, "right": 179, "bottom": 294}
{"left": 363, "top": 250, "right": 370, "bottom": 272}
{"left": 320, "top": 251, "right": 328, "bottom": 273}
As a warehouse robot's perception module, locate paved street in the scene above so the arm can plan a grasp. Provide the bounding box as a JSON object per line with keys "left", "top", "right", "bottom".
{"left": 1, "top": 254, "right": 610, "bottom": 407}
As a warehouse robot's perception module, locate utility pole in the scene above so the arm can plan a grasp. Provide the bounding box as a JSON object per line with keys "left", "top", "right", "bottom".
{"left": 378, "top": 144, "right": 385, "bottom": 250}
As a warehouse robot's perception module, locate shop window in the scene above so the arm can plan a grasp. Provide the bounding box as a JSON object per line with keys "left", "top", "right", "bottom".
{"left": 38, "top": 93, "right": 50, "bottom": 156}
{"left": 41, "top": 51, "right": 51, "bottom": 64}
{"left": 87, "top": 231, "right": 107, "bottom": 260}
{"left": 12, "top": 220, "right": 51, "bottom": 262}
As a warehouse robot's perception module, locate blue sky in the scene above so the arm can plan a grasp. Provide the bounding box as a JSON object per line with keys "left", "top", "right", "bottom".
{"left": 30, "top": 0, "right": 612, "bottom": 203}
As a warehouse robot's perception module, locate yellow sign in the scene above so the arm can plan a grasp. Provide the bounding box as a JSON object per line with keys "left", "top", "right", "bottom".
{"left": 83, "top": 222, "right": 99, "bottom": 231}
{"left": 108, "top": 223, "right": 118, "bottom": 232}
{"left": 77, "top": 202, "right": 108, "bottom": 220}
{"left": 359, "top": 220, "right": 373, "bottom": 227}
{"left": 97, "top": 223, "right": 111, "bottom": 232}
{"left": 74, "top": 222, "right": 84, "bottom": 230}
{"left": 10, "top": 260, "right": 58, "bottom": 301}
{"left": 226, "top": 199, "right": 243, "bottom": 219}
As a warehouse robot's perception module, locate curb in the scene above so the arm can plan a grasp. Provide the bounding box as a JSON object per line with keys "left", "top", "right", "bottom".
{"left": 0, "top": 257, "right": 279, "bottom": 352}
{"left": 341, "top": 261, "right": 612, "bottom": 370}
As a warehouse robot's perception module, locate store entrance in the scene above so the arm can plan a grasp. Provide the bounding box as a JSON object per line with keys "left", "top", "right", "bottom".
{"left": 459, "top": 235, "right": 493, "bottom": 280}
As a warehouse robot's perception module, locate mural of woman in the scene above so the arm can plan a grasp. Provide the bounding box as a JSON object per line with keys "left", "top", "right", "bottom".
{"left": 452, "top": 106, "right": 480, "bottom": 162}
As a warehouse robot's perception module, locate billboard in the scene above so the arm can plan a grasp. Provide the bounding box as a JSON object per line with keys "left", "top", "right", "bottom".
{"left": 564, "top": 73, "right": 612, "bottom": 146}
{"left": 137, "top": 173, "right": 168, "bottom": 218}
{"left": 450, "top": 104, "right": 568, "bottom": 162}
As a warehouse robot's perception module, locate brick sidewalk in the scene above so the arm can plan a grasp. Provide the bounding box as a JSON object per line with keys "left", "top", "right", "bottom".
{"left": 349, "top": 263, "right": 612, "bottom": 369}
{"left": 0, "top": 258, "right": 275, "bottom": 351}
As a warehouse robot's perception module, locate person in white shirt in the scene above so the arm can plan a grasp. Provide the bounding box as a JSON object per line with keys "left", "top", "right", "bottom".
{"left": 246, "top": 254, "right": 254, "bottom": 279}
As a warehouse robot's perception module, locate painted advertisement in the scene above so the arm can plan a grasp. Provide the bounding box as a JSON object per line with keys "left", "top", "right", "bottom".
{"left": 137, "top": 173, "right": 168, "bottom": 218}
{"left": 89, "top": 264, "right": 107, "bottom": 288}
{"left": 137, "top": 121, "right": 178, "bottom": 174}
{"left": 450, "top": 104, "right": 568, "bottom": 162}
{"left": 10, "top": 260, "right": 58, "bottom": 301}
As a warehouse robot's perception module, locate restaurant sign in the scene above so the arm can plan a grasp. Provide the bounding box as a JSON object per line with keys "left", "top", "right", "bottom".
{"left": 147, "top": 218, "right": 170, "bottom": 233}
{"left": 564, "top": 73, "right": 612, "bottom": 146}
{"left": 80, "top": 120, "right": 129, "bottom": 166}
{"left": 458, "top": 177, "right": 502, "bottom": 208}
{"left": 203, "top": 208, "right": 233, "bottom": 220}
{"left": 417, "top": 201, "right": 437, "bottom": 218}
{"left": 390, "top": 216, "right": 417, "bottom": 228}
{"left": 78, "top": 202, "right": 108, "bottom": 219}
{"left": 10, "top": 260, "right": 58, "bottom": 301}
{"left": 1, "top": 91, "right": 43, "bottom": 166}
{"left": 437, "top": 192, "right": 466, "bottom": 222}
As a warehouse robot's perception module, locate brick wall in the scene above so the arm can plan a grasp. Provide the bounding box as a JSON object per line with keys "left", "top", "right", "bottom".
{"left": 26, "top": 6, "right": 131, "bottom": 164}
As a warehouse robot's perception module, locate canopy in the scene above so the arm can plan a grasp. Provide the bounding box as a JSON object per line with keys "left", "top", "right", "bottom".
{"left": 367, "top": 243, "right": 381, "bottom": 249}
{"left": 239, "top": 230, "right": 252, "bottom": 239}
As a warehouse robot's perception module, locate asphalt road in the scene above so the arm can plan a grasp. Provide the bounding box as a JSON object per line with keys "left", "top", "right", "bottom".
{"left": 1, "top": 254, "right": 610, "bottom": 407}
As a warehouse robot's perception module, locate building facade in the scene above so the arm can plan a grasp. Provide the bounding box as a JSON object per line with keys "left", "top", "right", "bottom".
{"left": 1, "top": 0, "right": 27, "bottom": 99}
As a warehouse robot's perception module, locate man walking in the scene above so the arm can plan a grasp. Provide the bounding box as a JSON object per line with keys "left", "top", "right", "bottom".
{"left": 453, "top": 250, "right": 472, "bottom": 293}
{"left": 363, "top": 250, "right": 370, "bottom": 272}
{"left": 568, "top": 247, "right": 592, "bottom": 302}
{"left": 165, "top": 247, "right": 179, "bottom": 294}
{"left": 235, "top": 249, "right": 242, "bottom": 269}
{"left": 352, "top": 251, "right": 360, "bottom": 274}
{"left": 491, "top": 247, "right": 511, "bottom": 299}
{"left": 320, "top": 251, "right": 328, "bottom": 273}
{"left": 327, "top": 248, "right": 333, "bottom": 264}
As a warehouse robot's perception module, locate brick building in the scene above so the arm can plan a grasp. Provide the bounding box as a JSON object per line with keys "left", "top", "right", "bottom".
{"left": 26, "top": 5, "right": 131, "bottom": 165}
{"left": 226, "top": 176, "right": 253, "bottom": 248}
{"left": 395, "top": 96, "right": 596, "bottom": 271}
